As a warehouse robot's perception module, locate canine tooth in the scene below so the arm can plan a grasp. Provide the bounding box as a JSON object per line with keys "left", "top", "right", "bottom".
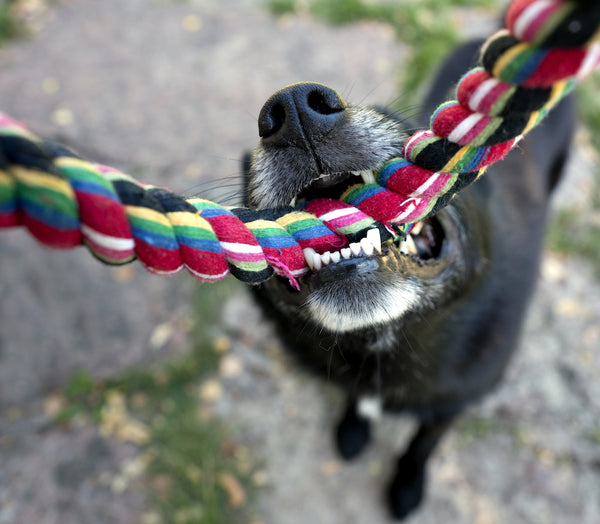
{"left": 360, "top": 237, "right": 374, "bottom": 256}
{"left": 411, "top": 221, "right": 423, "bottom": 236}
{"left": 303, "top": 248, "right": 317, "bottom": 270}
{"left": 289, "top": 197, "right": 297, "bottom": 207}
{"left": 349, "top": 242, "right": 362, "bottom": 256}
{"left": 330, "top": 251, "right": 341, "bottom": 263}
{"left": 320, "top": 251, "right": 332, "bottom": 266}
{"left": 312, "top": 252, "right": 322, "bottom": 271}
{"left": 341, "top": 248, "right": 352, "bottom": 259}
{"left": 404, "top": 235, "right": 418, "bottom": 255}
{"left": 359, "top": 170, "right": 376, "bottom": 184}
{"left": 366, "top": 228, "right": 381, "bottom": 253}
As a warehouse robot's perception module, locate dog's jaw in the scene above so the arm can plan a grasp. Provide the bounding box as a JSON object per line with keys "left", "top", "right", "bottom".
{"left": 305, "top": 276, "right": 422, "bottom": 332}
{"left": 253, "top": 203, "right": 471, "bottom": 335}
{"left": 246, "top": 83, "right": 474, "bottom": 335}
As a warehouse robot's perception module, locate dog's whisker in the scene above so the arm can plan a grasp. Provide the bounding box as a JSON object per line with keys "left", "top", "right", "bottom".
{"left": 216, "top": 192, "right": 245, "bottom": 205}
{"left": 355, "top": 81, "right": 387, "bottom": 107}
{"left": 185, "top": 176, "right": 244, "bottom": 194}
{"left": 246, "top": 28, "right": 576, "bottom": 516}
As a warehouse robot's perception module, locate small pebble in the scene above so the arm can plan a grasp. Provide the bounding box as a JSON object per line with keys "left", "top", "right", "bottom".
{"left": 220, "top": 354, "right": 243, "bottom": 378}
{"left": 51, "top": 108, "right": 73, "bottom": 126}
{"left": 182, "top": 14, "right": 202, "bottom": 32}
{"left": 41, "top": 76, "right": 59, "bottom": 94}
{"left": 218, "top": 472, "right": 246, "bottom": 508}
{"left": 200, "top": 379, "right": 223, "bottom": 403}
{"left": 320, "top": 460, "right": 341, "bottom": 476}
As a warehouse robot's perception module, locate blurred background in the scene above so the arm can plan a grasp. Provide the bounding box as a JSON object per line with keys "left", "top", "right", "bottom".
{"left": 0, "top": 0, "right": 599, "bottom": 523}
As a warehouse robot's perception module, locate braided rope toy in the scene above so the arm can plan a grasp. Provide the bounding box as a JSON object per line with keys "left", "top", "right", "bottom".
{"left": 1, "top": 0, "right": 599, "bottom": 289}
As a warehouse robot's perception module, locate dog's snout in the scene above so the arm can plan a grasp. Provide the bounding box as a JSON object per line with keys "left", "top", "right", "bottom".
{"left": 258, "top": 82, "right": 346, "bottom": 146}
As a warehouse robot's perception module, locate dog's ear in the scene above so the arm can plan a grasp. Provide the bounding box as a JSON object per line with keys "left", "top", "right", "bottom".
{"left": 241, "top": 150, "right": 253, "bottom": 207}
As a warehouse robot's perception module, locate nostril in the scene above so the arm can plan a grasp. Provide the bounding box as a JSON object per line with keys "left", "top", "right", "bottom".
{"left": 258, "top": 82, "right": 347, "bottom": 145}
{"left": 259, "top": 102, "right": 287, "bottom": 139}
{"left": 307, "top": 89, "right": 345, "bottom": 115}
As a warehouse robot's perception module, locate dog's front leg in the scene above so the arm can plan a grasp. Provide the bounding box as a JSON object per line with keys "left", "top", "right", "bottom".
{"left": 334, "top": 397, "right": 376, "bottom": 460}
{"left": 387, "top": 415, "right": 456, "bottom": 520}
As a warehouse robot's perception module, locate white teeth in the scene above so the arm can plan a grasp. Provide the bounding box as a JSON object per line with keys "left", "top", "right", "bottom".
{"left": 351, "top": 170, "right": 376, "bottom": 184}
{"left": 400, "top": 235, "right": 418, "bottom": 256}
{"left": 303, "top": 247, "right": 317, "bottom": 270}
{"left": 312, "top": 252, "right": 322, "bottom": 271}
{"left": 359, "top": 170, "right": 376, "bottom": 184}
{"left": 289, "top": 196, "right": 297, "bottom": 207}
{"left": 302, "top": 230, "right": 381, "bottom": 272}
{"left": 360, "top": 237, "right": 374, "bottom": 256}
{"left": 405, "top": 235, "right": 418, "bottom": 255}
{"left": 410, "top": 221, "right": 424, "bottom": 236}
{"left": 349, "top": 242, "right": 362, "bottom": 256}
{"left": 366, "top": 228, "right": 382, "bottom": 254}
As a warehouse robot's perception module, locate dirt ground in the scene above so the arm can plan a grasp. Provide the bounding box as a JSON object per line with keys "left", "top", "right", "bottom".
{"left": 0, "top": 1, "right": 599, "bottom": 523}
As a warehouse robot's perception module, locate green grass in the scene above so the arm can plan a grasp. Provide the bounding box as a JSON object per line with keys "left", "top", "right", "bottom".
{"left": 547, "top": 209, "right": 600, "bottom": 277}
{"left": 54, "top": 3, "right": 600, "bottom": 522}
{"left": 456, "top": 414, "right": 502, "bottom": 445}
{"left": 0, "top": 0, "right": 25, "bottom": 46}
{"left": 266, "top": 0, "right": 600, "bottom": 276}
{"left": 266, "top": 0, "right": 296, "bottom": 16}
{"left": 58, "top": 278, "right": 257, "bottom": 524}
{"left": 266, "top": 0, "right": 495, "bottom": 105}
{"left": 308, "top": 0, "right": 495, "bottom": 102}
{"left": 578, "top": 75, "right": 600, "bottom": 154}
{"left": 546, "top": 74, "right": 600, "bottom": 276}
{"left": 587, "top": 428, "right": 600, "bottom": 445}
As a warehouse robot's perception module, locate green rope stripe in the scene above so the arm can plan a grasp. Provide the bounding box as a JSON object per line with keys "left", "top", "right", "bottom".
{"left": 0, "top": 0, "right": 598, "bottom": 287}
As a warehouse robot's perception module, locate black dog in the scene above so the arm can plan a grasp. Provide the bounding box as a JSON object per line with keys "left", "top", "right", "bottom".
{"left": 243, "top": 40, "right": 575, "bottom": 519}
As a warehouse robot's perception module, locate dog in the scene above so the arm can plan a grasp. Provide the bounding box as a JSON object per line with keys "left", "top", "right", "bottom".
{"left": 242, "top": 40, "right": 575, "bottom": 519}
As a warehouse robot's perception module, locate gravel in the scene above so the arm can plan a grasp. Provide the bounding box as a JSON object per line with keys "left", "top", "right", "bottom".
{"left": 0, "top": 1, "right": 598, "bottom": 523}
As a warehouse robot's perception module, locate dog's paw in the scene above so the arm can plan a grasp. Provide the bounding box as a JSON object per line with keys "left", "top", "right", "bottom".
{"left": 387, "top": 458, "right": 426, "bottom": 520}
{"left": 335, "top": 408, "right": 371, "bottom": 460}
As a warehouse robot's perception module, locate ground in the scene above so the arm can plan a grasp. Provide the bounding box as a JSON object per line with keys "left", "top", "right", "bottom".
{"left": 0, "top": 1, "right": 599, "bottom": 523}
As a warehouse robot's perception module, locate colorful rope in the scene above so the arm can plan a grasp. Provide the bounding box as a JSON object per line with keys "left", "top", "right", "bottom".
{"left": 339, "top": 0, "right": 600, "bottom": 224}
{"left": 1, "top": 0, "right": 599, "bottom": 288}
{"left": 0, "top": 122, "right": 391, "bottom": 288}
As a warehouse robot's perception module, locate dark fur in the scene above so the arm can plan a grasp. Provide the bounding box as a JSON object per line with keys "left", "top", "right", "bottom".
{"left": 244, "top": 41, "right": 575, "bottom": 519}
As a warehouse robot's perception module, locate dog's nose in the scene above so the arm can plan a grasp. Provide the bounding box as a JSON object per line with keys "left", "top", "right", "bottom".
{"left": 258, "top": 82, "right": 347, "bottom": 146}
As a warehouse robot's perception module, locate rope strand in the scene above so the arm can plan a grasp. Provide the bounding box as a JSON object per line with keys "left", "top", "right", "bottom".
{"left": 1, "top": 0, "right": 598, "bottom": 287}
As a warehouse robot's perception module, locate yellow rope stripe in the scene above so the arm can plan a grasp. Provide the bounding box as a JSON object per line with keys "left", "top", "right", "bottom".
{"left": 12, "top": 166, "right": 76, "bottom": 198}
{"left": 441, "top": 147, "right": 469, "bottom": 173}
{"left": 493, "top": 41, "right": 530, "bottom": 78}
{"left": 125, "top": 205, "right": 173, "bottom": 228}
{"left": 165, "top": 210, "right": 214, "bottom": 234}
